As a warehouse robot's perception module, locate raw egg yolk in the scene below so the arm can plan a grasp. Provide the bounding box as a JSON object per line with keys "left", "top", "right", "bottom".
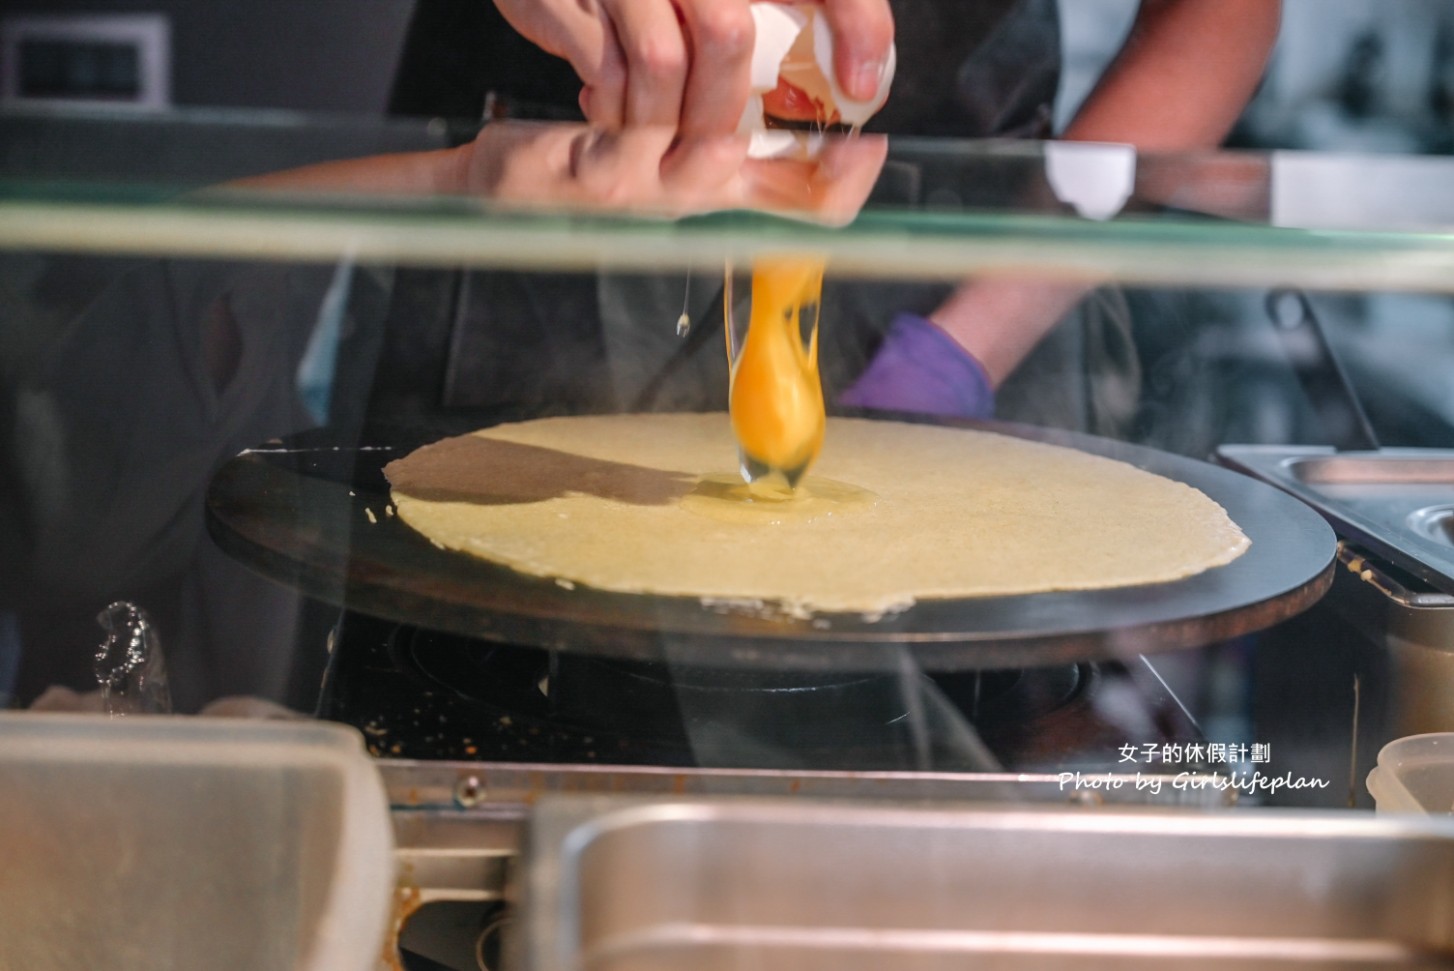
{"left": 761, "top": 78, "right": 838, "bottom": 125}
{"left": 729, "top": 257, "right": 827, "bottom": 485}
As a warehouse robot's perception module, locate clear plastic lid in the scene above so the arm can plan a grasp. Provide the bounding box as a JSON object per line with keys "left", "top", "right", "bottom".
{"left": 1367, "top": 733, "right": 1454, "bottom": 814}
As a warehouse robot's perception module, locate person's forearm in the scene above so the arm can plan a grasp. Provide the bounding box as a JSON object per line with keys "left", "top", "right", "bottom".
{"left": 223, "top": 146, "right": 467, "bottom": 195}
{"left": 931, "top": 0, "right": 1281, "bottom": 385}
{"left": 929, "top": 279, "right": 1088, "bottom": 387}
{"left": 1063, "top": 0, "right": 1281, "bottom": 150}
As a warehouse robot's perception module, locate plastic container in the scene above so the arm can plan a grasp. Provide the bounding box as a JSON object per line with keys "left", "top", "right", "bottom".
{"left": 0, "top": 713, "right": 394, "bottom": 971}
{"left": 1367, "top": 732, "right": 1454, "bottom": 814}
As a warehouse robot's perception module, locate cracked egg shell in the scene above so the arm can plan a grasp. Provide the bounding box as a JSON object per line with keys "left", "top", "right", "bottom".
{"left": 746, "top": 2, "right": 895, "bottom": 128}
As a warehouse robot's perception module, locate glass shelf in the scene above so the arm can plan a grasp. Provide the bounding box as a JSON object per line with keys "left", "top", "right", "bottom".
{"left": 6, "top": 108, "right": 1454, "bottom": 293}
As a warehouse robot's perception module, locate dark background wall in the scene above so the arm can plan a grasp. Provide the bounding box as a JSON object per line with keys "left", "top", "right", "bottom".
{"left": 8, "top": 0, "right": 416, "bottom": 114}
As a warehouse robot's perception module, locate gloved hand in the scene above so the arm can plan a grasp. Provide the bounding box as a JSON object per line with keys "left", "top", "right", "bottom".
{"left": 838, "top": 312, "right": 995, "bottom": 419}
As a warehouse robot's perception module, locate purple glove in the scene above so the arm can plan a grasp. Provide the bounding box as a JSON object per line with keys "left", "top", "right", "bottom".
{"left": 838, "top": 312, "right": 995, "bottom": 419}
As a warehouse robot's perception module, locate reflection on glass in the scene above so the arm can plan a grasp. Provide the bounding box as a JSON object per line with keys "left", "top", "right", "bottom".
{"left": 217, "top": 120, "right": 888, "bottom": 226}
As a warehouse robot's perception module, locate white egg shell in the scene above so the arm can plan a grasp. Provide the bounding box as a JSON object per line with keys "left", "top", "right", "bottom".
{"left": 746, "top": 129, "right": 825, "bottom": 160}
{"left": 747, "top": 129, "right": 802, "bottom": 159}
{"left": 750, "top": 3, "right": 808, "bottom": 92}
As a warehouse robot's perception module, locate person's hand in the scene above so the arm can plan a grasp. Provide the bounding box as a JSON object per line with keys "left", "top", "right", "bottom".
{"left": 466, "top": 123, "right": 748, "bottom": 213}
{"left": 459, "top": 120, "right": 886, "bottom": 223}
{"left": 839, "top": 313, "right": 996, "bottom": 419}
{"left": 491, "top": 0, "right": 894, "bottom": 136}
{"left": 215, "top": 119, "right": 886, "bottom": 223}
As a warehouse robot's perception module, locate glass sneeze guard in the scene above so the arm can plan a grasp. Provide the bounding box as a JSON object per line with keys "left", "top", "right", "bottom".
{"left": 5, "top": 109, "right": 1454, "bottom": 293}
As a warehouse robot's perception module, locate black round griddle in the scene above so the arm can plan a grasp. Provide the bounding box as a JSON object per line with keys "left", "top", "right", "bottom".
{"left": 205, "top": 416, "right": 1335, "bottom": 672}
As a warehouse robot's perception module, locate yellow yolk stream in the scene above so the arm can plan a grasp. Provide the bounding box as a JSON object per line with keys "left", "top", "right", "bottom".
{"left": 728, "top": 257, "right": 827, "bottom": 486}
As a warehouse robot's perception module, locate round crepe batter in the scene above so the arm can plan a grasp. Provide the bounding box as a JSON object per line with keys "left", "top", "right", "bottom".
{"left": 383, "top": 413, "right": 1249, "bottom": 615}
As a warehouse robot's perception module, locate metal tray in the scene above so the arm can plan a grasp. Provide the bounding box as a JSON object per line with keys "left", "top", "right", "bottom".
{"left": 381, "top": 762, "right": 1237, "bottom": 911}
{"left": 1217, "top": 447, "right": 1454, "bottom": 596}
{"left": 518, "top": 796, "right": 1454, "bottom": 970}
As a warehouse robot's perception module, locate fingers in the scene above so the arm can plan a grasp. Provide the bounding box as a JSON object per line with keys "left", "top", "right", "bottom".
{"left": 466, "top": 121, "right": 588, "bottom": 205}
{"left": 573, "top": 129, "right": 749, "bottom": 215}
{"left": 476, "top": 119, "right": 877, "bottom": 223}
{"left": 808, "top": 133, "right": 887, "bottom": 225}
{"left": 659, "top": 135, "right": 751, "bottom": 209}
{"left": 601, "top": 0, "right": 690, "bottom": 127}
{"left": 731, "top": 131, "right": 886, "bottom": 224}
{"left": 501, "top": 0, "right": 629, "bottom": 129}
{"left": 819, "top": 0, "right": 895, "bottom": 102}
{"left": 506, "top": 0, "right": 892, "bottom": 135}
{"left": 675, "top": 0, "right": 756, "bottom": 136}
{"left": 584, "top": 0, "right": 757, "bottom": 136}
{"left": 580, "top": 12, "right": 630, "bottom": 130}
{"left": 571, "top": 127, "right": 680, "bottom": 207}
